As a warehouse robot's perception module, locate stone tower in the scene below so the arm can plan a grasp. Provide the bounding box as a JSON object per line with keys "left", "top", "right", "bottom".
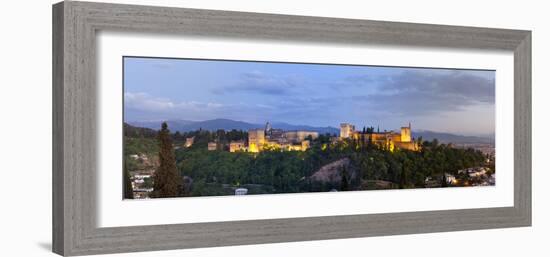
{"left": 248, "top": 128, "right": 265, "bottom": 152}
{"left": 340, "top": 123, "right": 355, "bottom": 139}
{"left": 400, "top": 122, "right": 412, "bottom": 142}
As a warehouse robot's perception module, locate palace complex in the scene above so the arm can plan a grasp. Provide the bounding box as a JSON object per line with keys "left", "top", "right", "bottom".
{"left": 205, "top": 121, "right": 418, "bottom": 153}
{"left": 238, "top": 122, "right": 318, "bottom": 152}
{"left": 340, "top": 122, "right": 419, "bottom": 151}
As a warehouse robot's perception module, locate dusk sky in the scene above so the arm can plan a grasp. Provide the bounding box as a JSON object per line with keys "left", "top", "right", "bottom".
{"left": 124, "top": 57, "right": 495, "bottom": 136}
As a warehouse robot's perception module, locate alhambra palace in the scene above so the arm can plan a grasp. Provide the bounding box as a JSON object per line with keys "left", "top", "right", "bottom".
{"left": 202, "top": 122, "right": 419, "bottom": 153}
{"left": 338, "top": 122, "right": 419, "bottom": 151}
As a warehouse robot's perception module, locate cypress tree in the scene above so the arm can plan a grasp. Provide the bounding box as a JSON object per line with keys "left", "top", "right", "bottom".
{"left": 152, "top": 122, "right": 181, "bottom": 198}
{"left": 340, "top": 166, "right": 349, "bottom": 191}
{"left": 123, "top": 162, "right": 134, "bottom": 199}
{"left": 399, "top": 161, "right": 407, "bottom": 189}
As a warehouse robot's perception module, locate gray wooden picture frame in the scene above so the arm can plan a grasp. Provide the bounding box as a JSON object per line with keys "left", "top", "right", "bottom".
{"left": 52, "top": 1, "right": 531, "bottom": 256}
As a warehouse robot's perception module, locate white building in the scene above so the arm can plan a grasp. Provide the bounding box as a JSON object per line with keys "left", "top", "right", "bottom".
{"left": 444, "top": 173, "right": 456, "bottom": 184}
{"left": 458, "top": 167, "right": 488, "bottom": 177}
{"left": 208, "top": 142, "right": 218, "bottom": 151}
{"left": 184, "top": 136, "right": 195, "bottom": 147}
{"left": 235, "top": 188, "right": 248, "bottom": 195}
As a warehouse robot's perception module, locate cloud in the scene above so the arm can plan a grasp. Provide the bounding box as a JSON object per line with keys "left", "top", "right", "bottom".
{"left": 245, "top": 95, "right": 351, "bottom": 126}
{"left": 124, "top": 92, "right": 175, "bottom": 111}
{"left": 124, "top": 68, "right": 495, "bottom": 133}
{"left": 124, "top": 92, "right": 280, "bottom": 122}
{"left": 340, "top": 70, "right": 495, "bottom": 117}
{"left": 214, "top": 71, "right": 298, "bottom": 95}
{"left": 380, "top": 70, "right": 495, "bottom": 103}
{"left": 124, "top": 92, "right": 224, "bottom": 112}
{"left": 331, "top": 74, "right": 378, "bottom": 89}
{"left": 147, "top": 59, "right": 176, "bottom": 70}
{"left": 151, "top": 63, "right": 174, "bottom": 70}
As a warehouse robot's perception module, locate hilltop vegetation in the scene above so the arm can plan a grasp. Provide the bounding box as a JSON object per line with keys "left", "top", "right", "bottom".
{"left": 175, "top": 136, "right": 488, "bottom": 195}
{"left": 123, "top": 123, "right": 491, "bottom": 197}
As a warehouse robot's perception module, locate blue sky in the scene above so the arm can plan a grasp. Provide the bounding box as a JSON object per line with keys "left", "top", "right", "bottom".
{"left": 124, "top": 57, "right": 495, "bottom": 136}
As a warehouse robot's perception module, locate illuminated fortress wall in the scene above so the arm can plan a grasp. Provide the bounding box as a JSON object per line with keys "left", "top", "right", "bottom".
{"left": 247, "top": 125, "right": 316, "bottom": 152}
{"left": 229, "top": 141, "right": 246, "bottom": 152}
{"left": 285, "top": 131, "right": 319, "bottom": 142}
{"left": 400, "top": 122, "right": 412, "bottom": 142}
{"left": 248, "top": 129, "right": 265, "bottom": 153}
{"left": 340, "top": 123, "right": 355, "bottom": 139}
{"left": 340, "top": 122, "right": 419, "bottom": 151}
{"left": 243, "top": 122, "right": 417, "bottom": 153}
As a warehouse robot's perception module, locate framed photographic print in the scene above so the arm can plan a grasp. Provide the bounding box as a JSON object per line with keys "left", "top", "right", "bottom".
{"left": 53, "top": 1, "right": 531, "bottom": 256}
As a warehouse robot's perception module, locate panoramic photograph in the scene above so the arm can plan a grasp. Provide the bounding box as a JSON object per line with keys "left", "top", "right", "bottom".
{"left": 123, "top": 56, "right": 496, "bottom": 199}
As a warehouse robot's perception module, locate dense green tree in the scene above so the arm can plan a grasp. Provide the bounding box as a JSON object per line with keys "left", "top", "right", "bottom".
{"left": 123, "top": 163, "right": 134, "bottom": 199}
{"left": 152, "top": 122, "right": 181, "bottom": 198}
{"left": 173, "top": 131, "right": 183, "bottom": 141}
{"left": 340, "top": 166, "right": 349, "bottom": 191}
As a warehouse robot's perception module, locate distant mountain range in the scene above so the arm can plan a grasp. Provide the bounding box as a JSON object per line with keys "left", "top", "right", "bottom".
{"left": 126, "top": 119, "right": 493, "bottom": 145}
{"left": 413, "top": 130, "right": 494, "bottom": 144}
{"left": 127, "top": 119, "right": 341, "bottom": 135}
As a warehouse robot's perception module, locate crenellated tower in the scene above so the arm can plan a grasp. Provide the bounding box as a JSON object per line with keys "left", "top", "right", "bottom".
{"left": 400, "top": 122, "right": 412, "bottom": 143}
{"left": 340, "top": 123, "right": 355, "bottom": 139}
